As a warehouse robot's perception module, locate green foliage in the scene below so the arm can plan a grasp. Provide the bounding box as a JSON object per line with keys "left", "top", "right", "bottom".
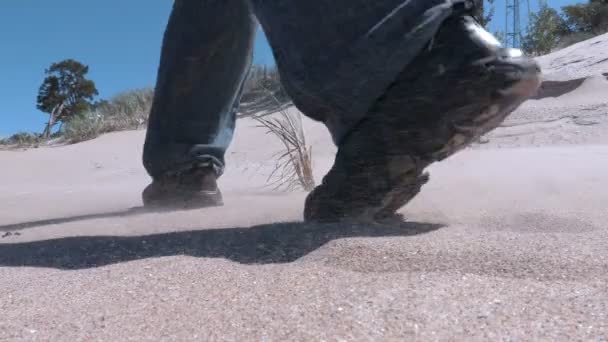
{"left": 521, "top": 0, "right": 608, "bottom": 56}
{"left": 562, "top": 3, "right": 597, "bottom": 33}
{"left": 62, "top": 113, "right": 104, "bottom": 143}
{"left": 62, "top": 88, "right": 154, "bottom": 143}
{"left": 522, "top": 4, "right": 570, "bottom": 56}
{"left": 474, "top": 0, "right": 495, "bottom": 28}
{"left": 0, "top": 132, "right": 42, "bottom": 147}
{"left": 562, "top": 0, "right": 608, "bottom": 34}
{"left": 37, "top": 59, "right": 99, "bottom": 137}
{"left": 56, "top": 64, "right": 292, "bottom": 144}
{"left": 93, "top": 88, "right": 153, "bottom": 129}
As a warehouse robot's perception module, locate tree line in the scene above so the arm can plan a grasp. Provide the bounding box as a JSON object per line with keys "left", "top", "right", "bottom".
{"left": 29, "top": 60, "right": 287, "bottom": 143}
{"left": 522, "top": 0, "right": 608, "bottom": 55}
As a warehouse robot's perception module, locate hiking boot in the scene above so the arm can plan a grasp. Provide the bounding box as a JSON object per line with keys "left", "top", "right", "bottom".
{"left": 142, "top": 164, "right": 223, "bottom": 210}
{"left": 304, "top": 12, "right": 541, "bottom": 223}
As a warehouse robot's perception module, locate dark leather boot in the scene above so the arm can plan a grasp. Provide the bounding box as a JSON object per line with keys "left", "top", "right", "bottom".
{"left": 304, "top": 12, "right": 541, "bottom": 223}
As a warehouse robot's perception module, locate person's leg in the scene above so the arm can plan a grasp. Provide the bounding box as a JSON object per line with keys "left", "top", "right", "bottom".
{"left": 250, "top": 0, "right": 461, "bottom": 144}
{"left": 142, "top": 0, "right": 255, "bottom": 208}
{"left": 303, "top": 6, "right": 541, "bottom": 222}
{"left": 252, "top": 0, "right": 540, "bottom": 222}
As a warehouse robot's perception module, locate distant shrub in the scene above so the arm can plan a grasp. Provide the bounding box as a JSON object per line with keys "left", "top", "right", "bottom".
{"left": 62, "top": 88, "right": 154, "bottom": 143}
{"left": 95, "top": 88, "right": 153, "bottom": 130}
{"left": 29, "top": 63, "right": 298, "bottom": 145}
{"left": 0, "top": 132, "right": 42, "bottom": 147}
{"left": 62, "top": 113, "right": 104, "bottom": 143}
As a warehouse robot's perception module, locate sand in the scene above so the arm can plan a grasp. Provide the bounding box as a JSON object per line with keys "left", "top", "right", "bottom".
{"left": 1, "top": 35, "right": 607, "bottom": 341}
{"left": 535, "top": 33, "right": 608, "bottom": 82}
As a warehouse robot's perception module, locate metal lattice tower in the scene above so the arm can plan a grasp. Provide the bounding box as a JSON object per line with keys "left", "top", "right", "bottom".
{"left": 505, "top": 0, "right": 523, "bottom": 48}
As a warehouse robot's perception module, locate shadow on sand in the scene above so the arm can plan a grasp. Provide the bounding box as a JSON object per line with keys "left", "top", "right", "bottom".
{"left": 0, "top": 211, "right": 443, "bottom": 269}
{"left": 0, "top": 207, "right": 152, "bottom": 232}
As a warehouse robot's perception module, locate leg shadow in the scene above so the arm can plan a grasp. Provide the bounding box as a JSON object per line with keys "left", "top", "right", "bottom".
{"left": 0, "top": 221, "right": 444, "bottom": 270}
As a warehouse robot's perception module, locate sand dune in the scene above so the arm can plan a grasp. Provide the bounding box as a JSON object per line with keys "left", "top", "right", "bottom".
{"left": 477, "top": 33, "right": 608, "bottom": 149}
{"left": 536, "top": 32, "right": 608, "bottom": 81}
{"left": 1, "top": 35, "right": 607, "bottom": 340}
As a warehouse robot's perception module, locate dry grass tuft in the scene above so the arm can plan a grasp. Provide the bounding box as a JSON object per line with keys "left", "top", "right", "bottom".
{"left": 252, "top": 90, "right": 315, "bottom": 192}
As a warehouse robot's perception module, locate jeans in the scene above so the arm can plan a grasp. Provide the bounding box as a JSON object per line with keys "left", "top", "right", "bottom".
{"left": 143, "top": 0, "right": 468, "bottom": 179}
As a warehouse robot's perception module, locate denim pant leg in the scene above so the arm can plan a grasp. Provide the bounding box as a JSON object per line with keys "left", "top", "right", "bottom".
{"left": 143, "top": 0, "right": 255, "bottom": 179}
{"left": 251, "top": 0, "right": 465, "bottom": 145}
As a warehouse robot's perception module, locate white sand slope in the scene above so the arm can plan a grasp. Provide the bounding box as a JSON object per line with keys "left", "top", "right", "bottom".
{"left": 535, "top": 32, "right": 608, "bottom": 81}
{"left": 1, "top": 35, "right": 607, "bottom": 340}
{"left": 478, "top": 33, "right": 608, "bottom": 149}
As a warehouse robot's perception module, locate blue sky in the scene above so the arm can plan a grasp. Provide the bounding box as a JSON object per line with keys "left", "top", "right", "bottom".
{"left": 0, "top": 0, "right": 584, "bottom": 137}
